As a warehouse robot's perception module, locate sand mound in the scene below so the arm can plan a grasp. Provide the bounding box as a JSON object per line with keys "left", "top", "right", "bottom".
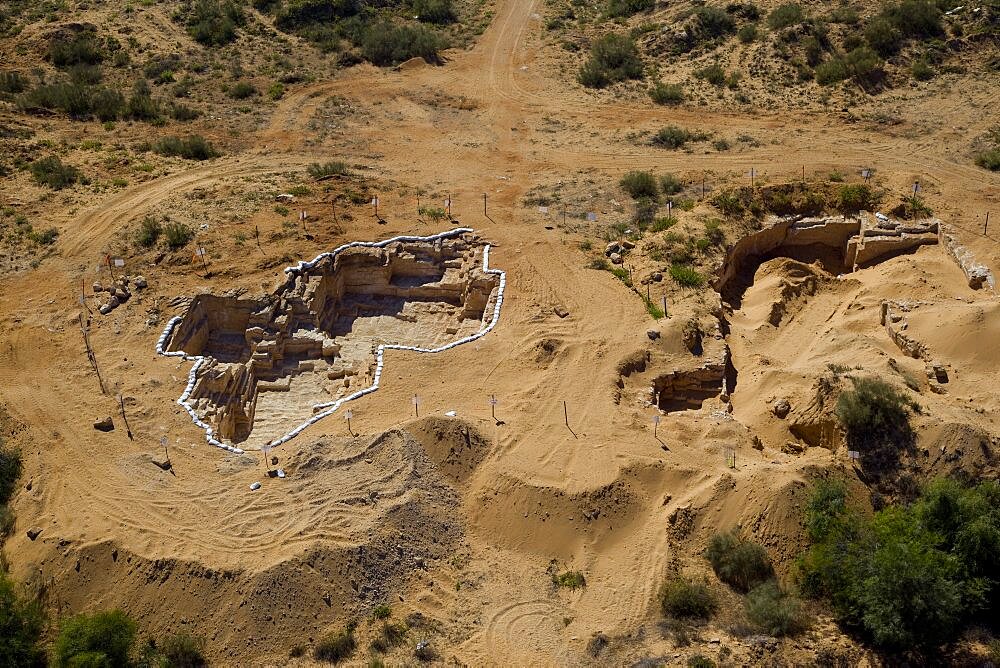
{"left": 406, "top": 416, "right": 493, "bottom": 484}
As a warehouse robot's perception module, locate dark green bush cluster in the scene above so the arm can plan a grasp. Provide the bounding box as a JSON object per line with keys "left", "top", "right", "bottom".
{"left": 649, "top": 82, "right": 684, "bottom": 105}
{"left": 660, "top": 576, "right": 717, "bottom": 619}
{"left": 185, "top": 0, "right": 247, "bottom": 46}
{"left": 228, "top": 81, "right": 257, "bottom": 99}
{"left": 30, "top": 156, "right": 81, "bottom": 190}
{"left": 49, "top": 31, "right": 105, "bottom": 68}
{"left": 620, "top": 171, "right": 658, "bottom": 199}
{"left": 865, "top": 0, "right": 944, "bottom": 56}
{"left": 158, "top": 631, "right": 208, "bottom": 667}
{"left": 835, "top": 376, "right": 916, "bottom": 479}
{"left": 136, "top": 216, "right": 163, "bottom": 247}
{"left": 153, "top": 135, "right": 219, "bottom": 160}
{"left": 837, "top": 183, "right": 878, "bottom": 211}
{"left": 164, "top": 222, "right": 195, "bottom": 250}
{"left": 314, "top": 622, "right": 357, "bottom": 663}
{"left": 705, "top": 529, "right": 773, "bottom": 592}
{"left": 767, "top": 3, "right": 804, "bottom": 29}
{"left": 669, "top": 264, "right": 705, "bottom": 287}
{"left": 652, "top": 125, "right": 705, "bottom": 149}
{"left": 578, "top": 33, "right": 643, "bottom": 88}
{"left": 815, "top": 47, "right": 883, "bottom": 87}
{"left": 0, "top": 71, "right": 28, "bottom": 95}
{"left": 0, "top": 571, "right": 45, "bottom": 667}
{"left": 413, "top": 0, "right": 456, "bottom": 24}
{"left": 693, "top": 6, "right": 735, "bottom": 38}
{"left": 308, "top": 161, "right": 350, "bottom": 179}
{"left": 361, "top": 22, "right": 444, "bottom": 65}
{"left": 976, "top": 148, "right": 1000, "bottom": 171}
{"left": 744, "top": 581, "right": 810, "bottom": 636}
{"left": 607, "top": 0, "right": 654, "bottom": 18}
{"left": 800, "top": 478, "right": 1000, "bottom": 650}
{"left": 19, "top": 78, "right": 163, "bottom": 122}
{"left": 54, "top": 610, "right": 137, "bottom": 667}
{"left": 553, "top": 570, "right": 587, "bottom": 590}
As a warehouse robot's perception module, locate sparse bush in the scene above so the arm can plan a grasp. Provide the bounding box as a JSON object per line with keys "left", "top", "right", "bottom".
{"left": 27, "top": 227, "right": 59, "bottom": 245}
{"left": 688, "top": 655, "right": 716, "bottom": 668}
{"left": 660, "top": 577, "right": 717, "bottom": 619}
{"left": 30, "top": 156, "right": 81, "bottom": 190}
{"left": 745, "top": 581, "right": 809, "bottom": 636}
{"left": 361, "top": 22, "right": 444, "bottom": 66}
{"left": 127, "top": 79, "right": 160, "bottom": 121}
{"left": 669, "top": 264, "right": 705, "bottom": 288}
{"left": 694, "top": 63, "right": 726, "bottom": 86}
{"left": 0, "top": 71, "right": 28, "bottom": 95}
{"left": 659, "top": 173, "right": 682, "bottom": 195}
{"left": 649, "top": 82, "right": 684, "bottom": 105}
{"left": 228, "top": 81, "right": 257, "bottom": 99}
{"left": 0, "top": 571, "right": 46, "bottom": 667}
{"left": 865, "top": 18, "right": 902, "bottom": 56}
{"left": 620, "top": 171, "right": 658, "bottom": 199}
{"left": 815, "top": 57, "right": 848, "bottom": 85}
{"left": 50, "top": 31, "right": 104, "bottom": 68}
{"left": 0, "top": 446, "right": 23, "bottom": 506}
{"left": 314, "top": 623, "right": 356, "bottom": 663}
{"left": 737, "top": 23, "right": 758, "bottom": 43}
{"left": 136, "top": 216, "right": 163, "bottom": 248}
{"left": 578, "top": 33, "right": 643, "bottom": 88}
{"left": 694, "top": 6, "right": 735, "bottom": 38}
{"left": 267, "top": 82, "right": 286, "bottom": 100}
{"left": 153, "top": 135, "right": 219, "bottom": 160}
{"left": 704, "top": 219, "right": 724, "bottom": 245}
{"left": 607, "top": 0, "right": 653, "bottom": 18}
{"left": 169, "top": 103, "right": 201, "bottom": 121}
{"left": 308, "top": 161, "right": 349, "bottom": 179}
{"left": 164, "top": 222, "right": 195, "bottom": 250}
{"left": 911, "top": 59, "right": 933, "bottom": 81}
{"left": 159, "top": 632, "right": 207, "bottom": 668}
{"left": 653, "top": 125, "right": 697, "bottom": 149}
{"left": 187, "top": 0, "right": 246, "bottom": 46}
{"left": 371, "top": 604, "right": 391, "bottom": 620}
{"left": 768, "top": 3, "right": 804, "bottom": 29}
{"left": 835, "top": 376, "right": 916, "bottom": 478}
{"left": 413, "top": 0, "right": 456, "bottom": 24}
{"left": 54, "top": 610, "right": 137, "bottom": 668}
{"left": 975, "top": 148, "right": 1000, "bottom": 171}
{"left": 553, "top": 571, "right": 586, "bottom": 590}
{"left": 837, "top": 183, "right": 877, "bottom": 211}
{"left": 706, "top": 530, "right": 773, "bottom": 592}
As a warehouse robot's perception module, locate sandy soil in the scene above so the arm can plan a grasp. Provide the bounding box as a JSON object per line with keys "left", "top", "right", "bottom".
{"left": 1, "top": 0, "right": 999, "bottom": 665}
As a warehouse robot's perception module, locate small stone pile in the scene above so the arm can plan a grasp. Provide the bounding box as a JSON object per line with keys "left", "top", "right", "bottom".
{"left": 94, "top": 275, "right": 147, "bottom": 315}
{"left": 604, "top": 239, "right": 634, "bottom": 265}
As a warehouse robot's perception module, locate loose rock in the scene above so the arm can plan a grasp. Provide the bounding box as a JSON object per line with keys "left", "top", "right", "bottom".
{"left": 773, "top": 398, "right": 791, "bottom": 419}
{"left": 94, "top": 416, "right": 115, "bottom": 432}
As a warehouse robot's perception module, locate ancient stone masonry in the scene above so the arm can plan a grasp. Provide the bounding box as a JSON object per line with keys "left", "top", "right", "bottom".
{"left": 158, "top": 229, "right": 504, "bottom": 450}
{"left": 714, "top": 214, "right": 939, "bottom": 303}
{"left": 941, "top": 225, "right": 996, "bottom": 291}
{"left": 650, "top": 319, "right": 731, "bottom": 412}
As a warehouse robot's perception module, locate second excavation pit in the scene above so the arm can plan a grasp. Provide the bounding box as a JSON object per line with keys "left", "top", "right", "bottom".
{"left": 163, "top": 231, "right": 501, "bottom": 447}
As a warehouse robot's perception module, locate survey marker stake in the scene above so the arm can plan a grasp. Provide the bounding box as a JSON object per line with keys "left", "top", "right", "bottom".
{"left": 413, "top": 394, "right": 421, "bottom": 418}
{"left": 345, "top": 408, "right": 354, "bottom": 437}
{"left": 119, "top": 394, "right": 133, "bottom": 441}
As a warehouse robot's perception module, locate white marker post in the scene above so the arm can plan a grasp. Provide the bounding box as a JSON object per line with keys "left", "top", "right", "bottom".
{"left": 726, "top": 447, "right": 736, "bottom": 469}
{"left": 261, "top": 443, "right": 273, "bottom": 472}
{"left": 412, "top": 394, "right": 421, "bottom": 418}
{"left": 912, "top": 181, "right": 920, "bottom": 197}
{"left": 345, "top": 408, "right": 353, "bottom": 436}
{"left": 652, "top": 414, "right": 660, "bottom": 438}
{"left": 848, "top": 450, "right": 860, "bottom": 466}
{"left": 160, "top": 435, "right": 169, "bottom": 466}
{"left": 445, "top": 197, "right": 452, "bottom": 218}
{"left": 300, "top": 210, "right": 307, "bottom": 231}
{"left": 748, "top": 168, "right": 756, "bottom": 189}
{"left": 194, "top": 247, "right": 208, "bottom": 271}
{"left": 586, "top": 212, "right": 597, "bottom": 222}
{"left": 372, "top": 195, "right": 380, "bottom": 219}
{"left": 667, "top": 200, "right": 672, "bottom": 219}
{"left": 861, "top": 168, "right": 873, "bottom": 184}
{"left": 489, "top": 394, "right": 498, "bottom": 421}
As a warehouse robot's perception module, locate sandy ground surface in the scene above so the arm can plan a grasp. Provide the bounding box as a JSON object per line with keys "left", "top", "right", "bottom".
{"left": 1, "top": 0, "right": 999, "bottom": 664}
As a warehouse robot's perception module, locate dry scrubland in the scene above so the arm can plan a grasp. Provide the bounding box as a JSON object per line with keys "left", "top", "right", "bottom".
{"left": 0, "top": 0, "right": 999, "bottom": 665}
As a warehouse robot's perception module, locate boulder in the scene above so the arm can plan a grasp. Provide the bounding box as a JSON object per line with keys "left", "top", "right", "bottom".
{"left": 610, "top": 252, "right": 623, "bottom": 265}
{"left": 99, "top": 303, "right": 115, "bottom": 315}
{"left": 92, "top": 282, "right": 104, "bottom": 293}
{"left": 133, "top": 276, "right": 148, "bottom": 289}
{"left": 26, "top": 527, "right": 42, "bottom": 541}
{"left": 782, "top": 440, "right": 805, "bottom": 454}
{"left": 94, "top": 416, "right": 114, "bottom": 432}
{"left": 652, "top": 272, "right": 663, "bottom": 282}
{"left": 647, "top": 330, "right": 660, "bottom": 340}
{"left": 773, "top": 398, "right": 791, "bottom": 419}
{"left": 553, "top": 305, "right": 569, "bottom": 318}
{"left": 621, "top": 239, "right": 636, "bottom": 250}
{"left": 605, "top": 241, "right": 620, "bottom": 256}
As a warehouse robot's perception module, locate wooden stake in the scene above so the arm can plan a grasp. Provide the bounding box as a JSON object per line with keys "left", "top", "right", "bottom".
{"left": 483, "top": 193, "right": 487, "bottom": 216}
{"left": 985, "top": 212, "right": 990, "bottom": 236}
{"left": 119, "top": 394, "right": 133, "bottom": 441}
{"left": 662, "top": 295, "right": 668, "bottom": 317}
{"left": 563, "top": 400, "right": 568, "bottom": 427}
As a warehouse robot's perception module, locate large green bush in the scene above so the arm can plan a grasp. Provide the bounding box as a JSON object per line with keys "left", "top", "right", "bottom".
{"left": 361, "top": 22, "right": 444, "bottom": 66}
{"left": 314, "top": 623, "right": 356, "bottom": 663}
{"left": 0, "top": 446, "right": 22, "bottom": 506}
{"left": 693, "top": 6, "right": 735, "bottom": 38}
{"left": 413, "top": 0, "right": 456, "bottom": 24}
{"left": 745, "top": 581, "right": 809, "bottom": 636}
{"left": 30, "top": 156, "right": 81, "bottom": 190}
{"left": 835, "top": 376, "right": 916, "bottom": 478}
{"left": 578, "top": 33, "right": 643, "bottom": 88}
{"left": 649, "top": 82, "right": 684, "bottom": 105}
{"left": 186, "top": 0, "right": 246, "bottom": 46}
{"left": 153, "top": 135, "right": 219, "bottom": 160}
{"left": 652, "top": 125, "right": 698, "bottom": 149}
{"left": 158, "top": 632, "right": 208, "bottom": 667}
{"left": 49, "top": 31, "right": 105, "bottom": 68}
{"left": 798, "top": 479, "right": 1000, "bottom": 650}
{"left": 669, "top": 264, "right": 705, "bottom": 287}
{"left": 837, "top": 183, "right": 878, "bottom": 211}
{"left": 659, "top": 577, "right": 718, "bottom": 619}
{"left": 54, "top": 610, "right": 137, "bottom": 667}
{"left": 975, "top": 148, "right": 1000, "bottom": 171}
{"left": 705, "top": 530, "right": 773, "bottom": 592}
{"left": 0, "top": 572, "right": 46, "bottom": 668}
{"left": 620, "top": 171, "right": 658, "bottom": 199}
{"left": 767, "top": 3, "right": 804, "bottom": 29}
{"left": 607, "top": 0, "right": 653, "bottom": 18}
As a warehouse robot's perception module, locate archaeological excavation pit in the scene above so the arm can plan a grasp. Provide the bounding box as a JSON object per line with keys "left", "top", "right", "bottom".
{"left": 161, "top": 231, "right": 502, "bottom": 448}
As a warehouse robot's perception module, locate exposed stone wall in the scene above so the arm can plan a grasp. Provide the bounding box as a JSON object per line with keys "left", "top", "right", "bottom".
{"left": 941, "top": 225, "right": 996, "bottom": 291}
{"left": 881, "top": 300, "right": 929, "bottom": 359}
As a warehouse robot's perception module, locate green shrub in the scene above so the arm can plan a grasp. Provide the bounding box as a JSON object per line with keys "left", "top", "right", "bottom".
{"left": 553, "top": 570, "right": 586, "bottom": 590}
{"left": 127, "top": 79, "right": 161, "bottom": 121}
{"left": 837, "top": 183, "right": 877, "bottom": 211}
{"left": 704, "top": 219, "right": 724, "bottom": 245}
{"left": 620, "top": 171, "right": 658, "bottom": 199}
{"left": 267, "top": 82, "right": 285, "bottom": 100}
{"left": 737, "top": 23, "right": 758, "bottom": 43}
{"left": 169, "top": 103, "right": 201, "bottom": 121}
{"left": 975, "top": 148, "right": 1000, "bottom": 171}
{"left": 413, "top": 0, "right": 456, "bottom": 24}
{"left": 815, "top": 57, "right": 848, "bottom": 85}
{"left": 865, "top": 17, "right": 902, "bottom": 56}
{"left": 0, "top": 71, "right": 28, "bottom": 95}
{"left": 659, "top": 577, "right": 717, "bottom": 618}
{"left": 314, "top": 623, "right": 356, "bottom": 663}
{"left": 50, "top": 31, "right": 104, "bottom": 68}
{"left": 694, "top": 6, "right": 735, "bottom": 37}
{"left": 669, "top": 264, "right": 705, "bottom": 288}
{"left": 745, "top": 581, "right": 809, "bottom": 636}
{"left": 607, "top": 0, "right": 653, "bottom": 18}
{"left": 159, "top": 632, "right": 207, "bottom": 668}
{"left": 659, "top": 173, "right": 682, "bottom": 195}
{"left": 371, "top": 604, "right": 391, "bottom": 620}
{"left": 228, "top": 81, "right": 257, "bottom": 99}
{"left": 154, "top": 135, "right": 219, "bottom": 160}
{"left": 705, "top": 530, "right": 773, "bottom": 592}
{"left": 0, "top": 571, "right": 45, "bottom": 668}
{"left": 835, "top": 376, "right": 915, "bottom": 478}
{"left": 30, "top": 156, "right": 81, "bottom": 190}
{"left": 649, "top": 82, "right": 684, "bottom": 105}
{"left": 164, "top": 222, "right": 195, "bottom": 249}
{"left": 578, "top": 33, "right": 643, "bottom": 88}
{"left": 0, "top": 446, "right": 23, "bottom": 506}
{"left": 54, "top": 610, "right": 137, "bottom": 668}
{"left": 653, "top": 125, "right": 696, "bottom": 149}
{"left": 805, "top": 478, "right": 848, "bottom": 541}
{"left": 883, "top": 0, "right": 943, "bottom": 39}
{"left": 911, "top": 59, "right": 933, "bottom": 80}
{"left": 768, "top": 3, "right": 804, "bottom": 29}
{"left": 136, "top": 216, "right": 162, "bottom": 248}
{"left": 688, "top": 655, "right": 715, "bottom": 668}
{"left": 361, "top": 22, "right": 444, "bottom": 66}
{"left": 694, "top": 63, "right": 726, "bottom": 86}
{"left": 308, "top": 161, "right": 349, "bottom": 179}
{"left": 27, "top": 227, "right": 59, "bottom": 245}
{"left": 187, "top": 0, "right": 246, "bottom": 46}
{"left": 828, "top": 6, "right": 859, "bottom": 24}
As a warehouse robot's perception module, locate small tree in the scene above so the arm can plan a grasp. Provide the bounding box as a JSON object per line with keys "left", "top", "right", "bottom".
{"left": 705, "top": 530, "right": 773, "bottom": 592}
{"left": 54, "top": 610, "right": 137, "bottom": 667}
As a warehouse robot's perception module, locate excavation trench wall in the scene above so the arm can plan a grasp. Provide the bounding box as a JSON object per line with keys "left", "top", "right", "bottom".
{"left": 157, "top": 229, "right": 506, "bottom": 452}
